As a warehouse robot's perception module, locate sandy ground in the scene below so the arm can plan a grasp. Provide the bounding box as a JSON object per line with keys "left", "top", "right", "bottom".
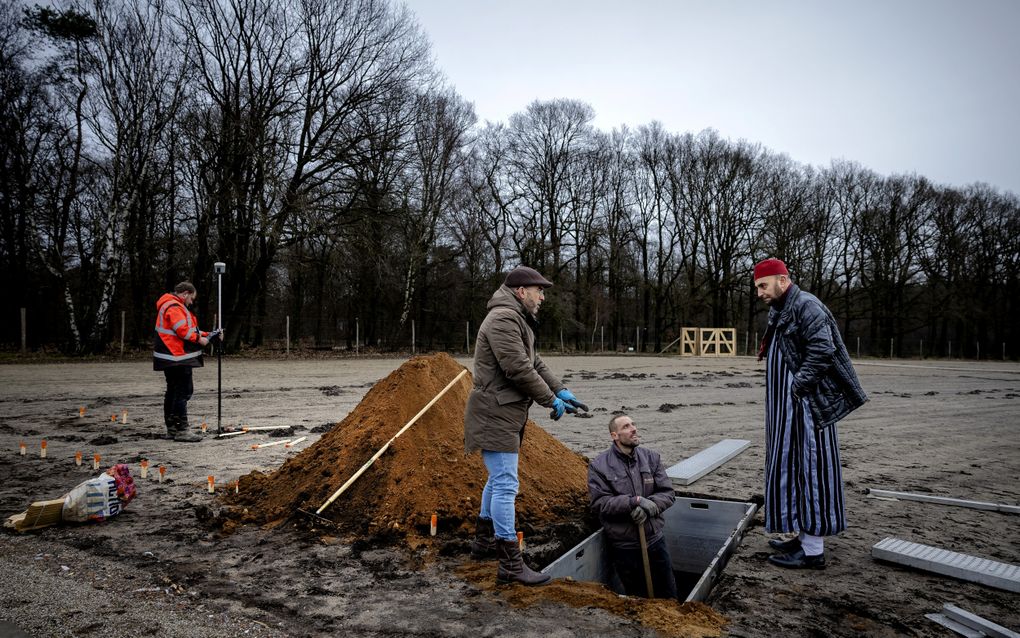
{"left": 1, "top": 354, "right": 1018, "bottom": 637}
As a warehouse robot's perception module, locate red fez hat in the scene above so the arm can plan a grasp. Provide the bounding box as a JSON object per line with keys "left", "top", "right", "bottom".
{"left": 753, "top": 258, "right": 789, "bottom": 280}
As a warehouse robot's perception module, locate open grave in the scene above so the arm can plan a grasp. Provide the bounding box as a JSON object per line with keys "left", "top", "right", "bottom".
{"left": 543, "top": 495, "right": 757, "bottom": 602}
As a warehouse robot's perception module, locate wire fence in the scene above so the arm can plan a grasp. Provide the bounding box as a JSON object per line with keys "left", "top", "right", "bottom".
{"left": 256, "top": 317, "right": 1016, "bottom": 362}
{"left": 9, "top": 307, "right": 1017, "bottom": 361}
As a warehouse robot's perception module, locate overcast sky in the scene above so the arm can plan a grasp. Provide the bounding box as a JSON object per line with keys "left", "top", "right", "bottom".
{"left": 403, "top": 0, "right": 1020, "bottom": 195}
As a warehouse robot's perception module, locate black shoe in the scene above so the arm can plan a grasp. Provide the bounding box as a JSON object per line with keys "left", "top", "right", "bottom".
{"left": 768, "top": 536, "right": 802, "bottom": 553}
{"left": 173, "top": 430, "right": 202, "bottom": 442}
{"left": 169, "top": 416, "right": 202, "bottom": 442}
{"left": 164, "top": 415, "right": 178, "bottom": 439}
{"left": 768, "top": 549, "right": 826, "bottom": 570}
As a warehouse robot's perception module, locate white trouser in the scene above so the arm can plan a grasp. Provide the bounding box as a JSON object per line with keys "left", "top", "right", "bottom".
{"left": 799, "top": 532, "right": 824, "bottom": 556}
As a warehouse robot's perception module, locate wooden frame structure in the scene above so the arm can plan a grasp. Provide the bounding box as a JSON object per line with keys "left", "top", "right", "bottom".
{"left": 679, "top": 327, "right": 736, "bottom": 357}
{"left": 680, "top": 327, "right": 700, "bottom": 356}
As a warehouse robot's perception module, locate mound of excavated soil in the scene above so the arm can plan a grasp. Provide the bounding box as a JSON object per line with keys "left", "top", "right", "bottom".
{"left": 230, "top": 353, "right": 591, "bottom": 539}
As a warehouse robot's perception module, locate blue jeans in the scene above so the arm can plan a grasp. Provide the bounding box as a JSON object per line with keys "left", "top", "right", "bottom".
{"left": 479, "top": 450, "right": 519, "bottom": 541}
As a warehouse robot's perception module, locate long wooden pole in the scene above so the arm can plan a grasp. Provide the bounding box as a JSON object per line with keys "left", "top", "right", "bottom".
{"left": 316, "top": 369, "right": 468, "bottom": 515}
{"left": 637, "top": 523, "right": 654, "bottom": 598}
{"left": 658, "top": 336, "right": 681, "bottom": 355}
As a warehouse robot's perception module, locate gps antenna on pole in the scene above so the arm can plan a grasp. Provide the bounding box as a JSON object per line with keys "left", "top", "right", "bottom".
{"left": 214, "top": 262, "right": 226, "bottom": 435}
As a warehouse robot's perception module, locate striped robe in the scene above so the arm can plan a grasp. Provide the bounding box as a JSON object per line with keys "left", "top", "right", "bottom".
{"left": 764, "top": 338, "right": 846, "bottom": 536}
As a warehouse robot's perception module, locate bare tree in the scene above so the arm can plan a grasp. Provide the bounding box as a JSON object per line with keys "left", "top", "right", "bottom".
{"left": 563, "top": 129, "right": 612, "bottom": 349}
{"left": 603, "top": 126, "right": 638, "bottom": 349}
{"left": 823, "top": 160, "right": 882, "bottom": 335}
{"left": 677, "top": 130, "right": 763, "bottom": 326}
{"left": 396, "top": 88, "right": 475, "bottom": 332}
{"left": 630, "top": 122, "right": 687, "bottom": 350}
{"left": 471, "top": 122, "right": 519, "bottom": 276}
{"left": 445, "top": 162, "right": 492, "bottom": 326}
{"left": 69, "top": 0, "right": 192, "bottom": 351}
{"left": 21, "top": 5, "right": 98, "bottom": 352}
{"left": 858, "top": 174, "right": 932, "bottom": 352}
{"left": 0, "top": 4, "right": 47, "bottom": 345}
{"left": 178, "top": 0, "right": 432, "bottom": 347}
{"left": 505, "top": 98, "right": 595, "bottom": 276}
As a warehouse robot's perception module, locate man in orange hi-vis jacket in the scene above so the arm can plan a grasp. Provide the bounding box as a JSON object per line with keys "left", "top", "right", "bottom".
{"left": 153, "top": 281, "right": 221, "bottom": 442}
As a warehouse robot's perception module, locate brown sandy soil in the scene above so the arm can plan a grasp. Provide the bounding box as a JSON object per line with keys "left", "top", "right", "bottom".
{"left": 228, "top": 354, "right": 593, "bottom": 542}
{"left": 1, "top": 354, "right": 1018, "bottom": 637}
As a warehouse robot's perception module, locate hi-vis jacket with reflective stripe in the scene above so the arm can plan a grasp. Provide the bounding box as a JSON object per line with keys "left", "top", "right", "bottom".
{"left": 152, "top": 293, "right": 208, "bottom": 371}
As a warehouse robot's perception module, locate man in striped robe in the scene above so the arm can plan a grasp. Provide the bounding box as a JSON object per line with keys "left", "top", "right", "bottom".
{"left": 753, "top": 258, "right": 868, "bottom": 569}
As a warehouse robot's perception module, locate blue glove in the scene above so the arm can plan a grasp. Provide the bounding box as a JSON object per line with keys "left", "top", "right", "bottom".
{"left": 549, "top": 397, "right": 576, "bottom": 420}
{"left": 556, "top": 388, "right": 589, "bottom": 412}
{"left": 207, "top": 328, "right": 222, "bottom": 340}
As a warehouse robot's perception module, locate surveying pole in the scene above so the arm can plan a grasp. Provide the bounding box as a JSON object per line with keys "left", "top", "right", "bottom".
{"left": 214, "top": 262, "right": 226, "bottom": 434}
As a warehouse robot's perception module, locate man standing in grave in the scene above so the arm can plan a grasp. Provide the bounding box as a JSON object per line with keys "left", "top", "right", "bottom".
{"left": 588, "top": 414, "right": 678, "bottom": 598}
{"left": 753, "top": 258, "right": 868, "bottom": 569}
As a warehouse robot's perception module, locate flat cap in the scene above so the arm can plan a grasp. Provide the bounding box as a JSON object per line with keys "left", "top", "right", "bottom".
{"left": 504, "top": 266, "right": 553, "bottom": 289}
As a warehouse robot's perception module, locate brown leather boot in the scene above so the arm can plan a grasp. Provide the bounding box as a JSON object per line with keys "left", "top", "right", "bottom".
{"left": 496, "top": 539, "right": 550, "bottom": 586}
{"left": 470, "top": 517, "right": 497, "bottom": 559}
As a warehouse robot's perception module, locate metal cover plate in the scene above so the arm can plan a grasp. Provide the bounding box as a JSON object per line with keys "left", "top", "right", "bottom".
{"left": 665, "top": 439, "right": 751, "bottom": 485}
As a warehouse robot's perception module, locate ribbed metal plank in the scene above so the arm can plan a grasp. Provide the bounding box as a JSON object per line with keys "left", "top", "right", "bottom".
{"left": 942, "top": 603, "right": 1020, "bottom": 638}
{"left": 924, "top": 613, "right": 985, "bottom": 638}
{"left": 665, "top": 439, "right": 751, "bottom": 485}
{"left": 872, "top": 537, "right": 1020, "bottom": 593}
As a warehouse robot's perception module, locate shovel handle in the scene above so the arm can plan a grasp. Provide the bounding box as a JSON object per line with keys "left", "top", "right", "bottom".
{"left": 316, "top": 369, "right": 468, "bottom": 515}
{"left": 637, "top": 522, "right": 654, "bottom": 598}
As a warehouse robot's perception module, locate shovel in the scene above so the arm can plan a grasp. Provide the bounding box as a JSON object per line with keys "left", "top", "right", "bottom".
{"left": 299, "top": 369, "right": 468, "bottom": 523}
{"left": 637, "top": 521, "right": 654, "bottom": 598}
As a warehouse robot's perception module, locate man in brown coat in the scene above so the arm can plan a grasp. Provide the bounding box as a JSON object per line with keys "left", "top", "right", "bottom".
{"left": 464, "top": 266, "right": 588, "bottom": 586}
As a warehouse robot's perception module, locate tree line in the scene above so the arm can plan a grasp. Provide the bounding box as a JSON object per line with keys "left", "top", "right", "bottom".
{"left": 2, "top": 0, "right": 1018, "bottom": 358}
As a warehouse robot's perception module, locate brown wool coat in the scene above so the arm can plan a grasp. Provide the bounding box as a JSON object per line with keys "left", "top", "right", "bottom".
{"left": 464, "top": 285, "right": 563, "bottom": 454}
